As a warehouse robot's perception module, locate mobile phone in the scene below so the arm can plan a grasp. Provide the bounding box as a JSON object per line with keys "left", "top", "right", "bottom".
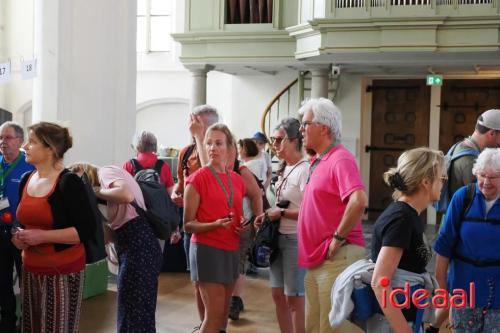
{"left": 242, "top": 216, "right": 255, "bottom": 227}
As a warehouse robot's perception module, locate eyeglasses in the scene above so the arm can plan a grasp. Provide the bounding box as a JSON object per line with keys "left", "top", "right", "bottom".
{"left": 0, "top": 136, "right": 21, "bottom": 142}
{"left": 440, "top": 176, "right": 448, "bottom": 183}
{"left": 299, "top": 121, "right": 320, "bottom": 129}
{"left": 270, "top": 136, "right": 296, "bottom": 145}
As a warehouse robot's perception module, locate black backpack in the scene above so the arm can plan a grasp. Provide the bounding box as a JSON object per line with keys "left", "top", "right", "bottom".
{"left": 80, "top": 172, "right": 106, "bottom": 264}
{"left": 248, "top": 215, "right": 280, "bottom": 268}
{"left": 130, "top": 159, "right": 180, "bottom": 240}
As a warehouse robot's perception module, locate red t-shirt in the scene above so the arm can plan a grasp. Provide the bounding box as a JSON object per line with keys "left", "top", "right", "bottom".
{"left": 123, "top": 152, "right": 174, "bottom": 190}
{"left": 187, "top": 166, "right": 245, "bottom": 251}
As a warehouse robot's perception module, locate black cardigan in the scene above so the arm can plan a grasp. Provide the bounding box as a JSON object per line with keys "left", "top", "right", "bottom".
{"left": 19, "top": 169, "right": 96, "bottom": 252}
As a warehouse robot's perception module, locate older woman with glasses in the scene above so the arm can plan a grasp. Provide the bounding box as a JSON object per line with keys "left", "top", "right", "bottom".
{"left": 434, "top": 148, "right": 500, "bottom": 333}
{"left": 255, "top": 118, "right": 309, "bottom": 333}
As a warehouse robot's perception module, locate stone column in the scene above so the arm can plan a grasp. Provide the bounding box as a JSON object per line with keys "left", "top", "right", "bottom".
{"left": 32, "top": 0, "right": 137, "bottom": 165}
{"left": 310, "top": 65, "right": 330, "bottom": 99}
{"left": 189, "top": 64, "right": 214, "bottom": 110}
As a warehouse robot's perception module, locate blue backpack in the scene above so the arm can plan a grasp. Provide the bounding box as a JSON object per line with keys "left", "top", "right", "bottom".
{"left": 433, "top": 142, "right": 479, "bottom": 213}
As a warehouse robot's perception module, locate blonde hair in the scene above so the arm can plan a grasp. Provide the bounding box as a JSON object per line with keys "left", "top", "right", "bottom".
{"left": 383, "top": 147, "right": 445, "bottom": 200}
{"left": 204, "top": 123, "right": 236, "bottom": 148}
{"left": 68, "top": 162, "right": 100, "bottom": 187}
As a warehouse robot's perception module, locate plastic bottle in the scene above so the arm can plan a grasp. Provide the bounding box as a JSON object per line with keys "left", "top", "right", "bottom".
{"left": 256, "top": 245, "right": 271, "bottom": 267}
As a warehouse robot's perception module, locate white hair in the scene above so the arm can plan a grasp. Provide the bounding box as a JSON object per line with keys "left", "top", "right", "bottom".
{"left": 132, "top": 130, "right": 157, "bottom": 153}
{"left": 472, "top": 148, "right": 500, "bottom": 175}
{"left": 192, "top": 104, "right": 219, "bottom": 127}
{"left": 298, "top": 98, "right": 342, "bottom": 140}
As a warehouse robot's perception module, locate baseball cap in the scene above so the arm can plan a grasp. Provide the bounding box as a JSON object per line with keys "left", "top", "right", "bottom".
{"left": 252, "top": 132, "right": 268, "bottom": 142}
{"left": 477, "top": 109, "right": 500, "bottom": 131}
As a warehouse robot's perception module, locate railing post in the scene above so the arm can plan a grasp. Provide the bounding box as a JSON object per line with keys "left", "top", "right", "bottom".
{"left": 298, "top": 72, "right": 305, "bottom": 106}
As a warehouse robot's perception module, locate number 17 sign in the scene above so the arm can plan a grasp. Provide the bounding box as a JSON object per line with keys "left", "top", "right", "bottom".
{"left": 0, "top": 61, "right": 11, "bottom": 84}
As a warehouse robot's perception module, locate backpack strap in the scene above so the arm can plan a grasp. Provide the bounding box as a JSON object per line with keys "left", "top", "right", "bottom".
{"left": 153, "top": 159, "right": 164, "bottom": 175}
{"left": 130, "top": 158, "right": 143, "bottom": 175}
{"left": 182, "top": 144, "right": 196, "bottom": 176}
{"left": 460, "top": 183, "right": 476, "bottom": 221}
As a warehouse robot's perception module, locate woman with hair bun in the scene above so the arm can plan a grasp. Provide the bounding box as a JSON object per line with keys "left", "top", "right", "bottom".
{"left": 370, "top": 147, "right": 445, "bottom": 333}
{"left": 11, "top": 122, "right": 96, "bottom": 333}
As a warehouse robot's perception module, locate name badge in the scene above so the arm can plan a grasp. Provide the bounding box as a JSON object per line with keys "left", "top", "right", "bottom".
{"left": 0, "top": 197, "right": 10, "bottom": 211}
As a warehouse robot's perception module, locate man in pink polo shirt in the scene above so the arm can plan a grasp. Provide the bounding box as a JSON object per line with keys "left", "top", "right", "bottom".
{"left": 298, "top": 98, "right": 367, "bottom": 333}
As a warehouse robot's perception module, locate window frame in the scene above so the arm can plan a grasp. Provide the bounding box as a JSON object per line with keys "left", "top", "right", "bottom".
{"left": 137, "top": 0, "right": 172, "bottom": 53}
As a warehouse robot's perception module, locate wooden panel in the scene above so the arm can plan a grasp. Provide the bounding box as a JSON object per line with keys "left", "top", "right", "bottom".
{"left": 368, "top": 80, "right": 430, "bottom": 221}
{"left": 439, "top": 79, "right": 500, "bottom": 153}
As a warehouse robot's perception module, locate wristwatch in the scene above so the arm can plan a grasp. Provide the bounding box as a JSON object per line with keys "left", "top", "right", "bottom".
{"left": 280, "top": 208, "right": 285, "bottom": 217}
{"left": 333, "top": 231, "right": 346, "bottom": 242}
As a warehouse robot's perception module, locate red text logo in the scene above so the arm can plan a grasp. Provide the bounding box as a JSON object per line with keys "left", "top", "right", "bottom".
{"left": 379, "top": 277, "right": 475, "bottom": 309}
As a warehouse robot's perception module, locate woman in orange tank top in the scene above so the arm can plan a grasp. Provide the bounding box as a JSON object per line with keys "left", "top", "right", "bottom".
{"left": 12, "top": 122, "right": 95, "bottom": 333}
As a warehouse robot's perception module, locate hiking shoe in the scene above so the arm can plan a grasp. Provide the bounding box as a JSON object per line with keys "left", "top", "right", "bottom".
{"left": 191, "top": 324, "right": 201, "bottom": 333}
{"left": 228, "top": 296, "right": 244, "bottom": 320}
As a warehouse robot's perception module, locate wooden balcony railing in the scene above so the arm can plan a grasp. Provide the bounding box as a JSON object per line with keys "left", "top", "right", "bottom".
{"left": 226, "top": 0, "right": 273, "bottom": 24}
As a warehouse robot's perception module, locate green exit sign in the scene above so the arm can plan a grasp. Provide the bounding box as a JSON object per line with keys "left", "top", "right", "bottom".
{"left": 427, "top": 75, "right": 443, "bottom": 86}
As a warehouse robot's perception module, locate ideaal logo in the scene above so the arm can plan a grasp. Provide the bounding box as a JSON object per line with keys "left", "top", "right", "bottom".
{"left": 379, "top": 277, "right": 475, "bottom": 309}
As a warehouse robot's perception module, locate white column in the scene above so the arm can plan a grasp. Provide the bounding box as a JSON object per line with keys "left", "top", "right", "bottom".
{"left": 310, "top": 65, "right": 330, "bottom": 99}
{"left": 189, "top": 65, "right": 214, "bottom": 110}
{"left": 32, "top": 0, "right": 137, "bottom": 166}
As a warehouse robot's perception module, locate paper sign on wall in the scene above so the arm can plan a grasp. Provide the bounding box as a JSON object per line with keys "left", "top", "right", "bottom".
{"left": 21, "top": 59, "right": 37, "bottom": 80}
{"left": 0, "top": 61, "right": 12, "bottom": 84}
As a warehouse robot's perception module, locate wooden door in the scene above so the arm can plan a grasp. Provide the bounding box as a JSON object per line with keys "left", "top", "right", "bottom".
{"left": 439, "top": 79, "right": 500, "bottom": 153}
{"left": 367, "top": 80, "right": 430, "bottom": 221}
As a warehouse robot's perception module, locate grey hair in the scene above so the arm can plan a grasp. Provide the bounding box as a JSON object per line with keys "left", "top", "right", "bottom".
{"left": 472, "top": 148, "right": 500, "bottom": 175}
{"left": 298, "top": 98, "right": 342, "bottom": 140}
{"left": 274, "top": 117, "right": 303, "bottom": 151}
{"left": 192, "top": 104, "right": 219, "bottom": 127}
{"left": 0, "top": 121, "right": 24, "bottom": 139}
{"left": 132, "top": 130, "right": 157, "bottom": 153}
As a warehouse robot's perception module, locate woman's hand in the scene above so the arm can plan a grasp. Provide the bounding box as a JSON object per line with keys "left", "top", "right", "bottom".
{"left": 11, "top": 233, "right": 29, "bottom": 250}
{"left": 235, "top": 217, "right": 251, "bottom": 235}
{"left": 216, "top": 216, "right": 233, "bottom": 229}
{"left": 265, "top": 208, "right": 281, "bottom": 221}
{"left": 254, "top": 213, "right": 265, "bottom": 229}
{"left": 16, "top": 229, "right": 47, "bottom": 246}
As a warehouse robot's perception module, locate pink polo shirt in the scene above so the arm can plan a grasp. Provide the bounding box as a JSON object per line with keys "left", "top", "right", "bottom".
{"left": 298, "top": 144, "right": 365, "bottom": 269}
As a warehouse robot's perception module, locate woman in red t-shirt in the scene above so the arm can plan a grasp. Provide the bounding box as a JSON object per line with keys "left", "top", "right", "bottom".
{"left": 184, "top": 124, "right": 246, "bottom": 333}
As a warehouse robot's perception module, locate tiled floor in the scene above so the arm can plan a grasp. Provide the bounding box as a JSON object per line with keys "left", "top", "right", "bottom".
{"left": 78, "top": 221, "right": 448, "bottom": 332}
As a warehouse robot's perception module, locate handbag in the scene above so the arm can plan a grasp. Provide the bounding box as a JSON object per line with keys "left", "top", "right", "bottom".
{"left": 249, "top": 214, "right": 280, "bottom": 268}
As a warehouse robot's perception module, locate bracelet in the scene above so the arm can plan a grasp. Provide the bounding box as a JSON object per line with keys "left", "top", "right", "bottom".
{"left": 333, "top": 231, "right": 346, "bottom": 242}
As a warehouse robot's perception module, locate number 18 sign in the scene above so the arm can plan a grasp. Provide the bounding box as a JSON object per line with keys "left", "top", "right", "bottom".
{"left": 21, "top": 59, "right": 37, "bottom": 80}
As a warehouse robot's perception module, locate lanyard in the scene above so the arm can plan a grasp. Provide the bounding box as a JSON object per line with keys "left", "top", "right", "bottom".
{"left": 276, "top": 160, "right": 308, "bottom": 201}
{"left": 306, "top": 142, "right": 336, "bottom": 184}
{"left": 208, "top": 164, "right": 234, "bottom": 209}
{"left": 0, "top": 154, "right": 23, "bottom": 193}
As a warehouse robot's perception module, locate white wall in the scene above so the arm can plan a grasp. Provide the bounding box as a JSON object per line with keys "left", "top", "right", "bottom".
{"left": 209, "top": 71, "right": 299, "bottom": 140}
{"left": 1, "top": 0, "right": 34, "bottom": 121}
{"left": 136, "top": 99, "right": 190, "bottom": 150}
{"left": 334, "top": 74, "right": 363, "bottom": 159}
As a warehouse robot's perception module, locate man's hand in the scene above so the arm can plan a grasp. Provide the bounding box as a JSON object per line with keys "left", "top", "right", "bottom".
{"left": 326, "top": 237, "right": 344, "bottom": 260}
{"left": 188, "top": 114, "right": 204, "bottom": 140}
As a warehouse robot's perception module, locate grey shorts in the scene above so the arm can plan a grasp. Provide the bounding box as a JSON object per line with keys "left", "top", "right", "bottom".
{"left": 269, "top": 234, "right": 306, "bottom": 296}
{"left": 189, "top": 242, "right": 240, "bottom": 285}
